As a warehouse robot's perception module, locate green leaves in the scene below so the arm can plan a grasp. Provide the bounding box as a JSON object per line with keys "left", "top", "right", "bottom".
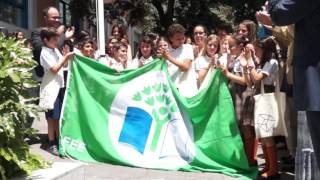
{"left": 132, "top": 92, "right": 142, "bottom": 101}
{"left": 0, "top": 34, "right": 48, "bottom": 179}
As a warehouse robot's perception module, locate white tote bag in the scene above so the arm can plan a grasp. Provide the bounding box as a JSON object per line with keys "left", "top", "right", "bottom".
{"left": 254, "top": 76, "right": 288, "bottom": 138}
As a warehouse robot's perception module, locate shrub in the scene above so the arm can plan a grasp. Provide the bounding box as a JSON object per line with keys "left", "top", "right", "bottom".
{"left": 0, "top": 34, "right": 49, "bottom": 179}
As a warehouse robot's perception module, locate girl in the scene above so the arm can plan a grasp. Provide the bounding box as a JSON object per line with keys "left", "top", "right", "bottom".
{"left": 237, "top": 20, "right": 258, "bottom": 44}
{"left": 246, "top": 37, "right": 280, "bottom": 178}
{"left": 159, "top": 23, "right": 198, "bottom": 98}
{"left": 156, "top": 37, "right": 169, "bottom": 58}
{"left": 220, "top": 35, "right": 258, "bottom": 167}
{"left": 107, "top": 42, "right": 128, "bottom": 71}
{"left": 129, "top": 36, "right": 155, "bottom": 69}
{"left": 78, "top": 38, "right": 95, "bottom": 59}
{"left": 111, "top": 24, "right": 132, "bottom": 62}
{"left": 195, "top": 34, "right": 220, "bottom": 86}
{"left": 193, "top": 25, "right": 207, "bottom": 58}
{"left": 39, "top": 27, "right": 74, "bottom": 156}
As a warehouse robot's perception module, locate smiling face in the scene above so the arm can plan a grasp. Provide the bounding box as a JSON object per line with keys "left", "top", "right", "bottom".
{"left": 193, "top": 26, "right": 206, "bottom": 47}
{"left": 140, "top": 42, "right": 152, "bottom": 59}
{"left": 115, "top": 46, "right": 127, "bottom": 62}
{"left": 81, "top": 42, "right": 95, "bottom": 58}
{"left": 169, "top": 33, "right": 185, "bottom": 49}
{"left": 206, "top": 39, "right": 219, "bottom": 57}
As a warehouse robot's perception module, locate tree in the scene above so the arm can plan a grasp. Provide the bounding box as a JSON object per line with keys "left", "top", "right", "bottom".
{"left": 69, "top": 0, "right": 265, "bottom": 35}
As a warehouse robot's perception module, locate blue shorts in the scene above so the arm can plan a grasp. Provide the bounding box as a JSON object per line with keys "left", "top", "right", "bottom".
{"left": 45, "top": 88, "right": 65, "bottom": 120}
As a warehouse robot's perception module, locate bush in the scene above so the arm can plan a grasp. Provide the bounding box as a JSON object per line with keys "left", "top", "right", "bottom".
{"left": 0, "top": 34, "right": 49, "bottom": 179}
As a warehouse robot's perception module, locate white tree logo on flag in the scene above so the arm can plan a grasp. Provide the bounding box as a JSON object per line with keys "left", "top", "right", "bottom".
{"left": 108, "top": 71, "right": 195, "bottom": 169}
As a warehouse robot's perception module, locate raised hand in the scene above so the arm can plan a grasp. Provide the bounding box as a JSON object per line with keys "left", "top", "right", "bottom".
{"left": 65, "top": 26, "right": 75, "bottom": 40}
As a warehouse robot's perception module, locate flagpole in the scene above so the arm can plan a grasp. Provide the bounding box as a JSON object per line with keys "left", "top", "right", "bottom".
{"left": 96, "top": 0, "right": 106, "bottom": 57}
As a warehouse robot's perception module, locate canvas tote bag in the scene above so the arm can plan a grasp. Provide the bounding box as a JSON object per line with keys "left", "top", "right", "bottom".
{"left": 254, "top": 75, "right": 288, "bottom": 138}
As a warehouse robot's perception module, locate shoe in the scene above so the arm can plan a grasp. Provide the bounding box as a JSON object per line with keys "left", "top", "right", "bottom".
{"left": 48, "top": 145, "right": 59, "bottom": 156}
{"left": 259, "top": 173, "right": 280, "bottom": 179}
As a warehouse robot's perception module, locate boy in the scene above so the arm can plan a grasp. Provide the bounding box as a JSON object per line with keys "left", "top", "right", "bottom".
{"left": 160, "top": 23, "right": 198, "bottom": 97}
{"left": 39, "top": 27, "right": 74, "bottom": 155}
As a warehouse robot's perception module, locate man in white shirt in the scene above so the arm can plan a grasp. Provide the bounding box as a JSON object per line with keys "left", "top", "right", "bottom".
{"left": 161, "top": 24, "right": 198, "bottom": 98}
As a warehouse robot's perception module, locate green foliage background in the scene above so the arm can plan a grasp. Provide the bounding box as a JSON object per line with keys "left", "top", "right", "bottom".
{"left": 70, "top": 0, "right": 265, "bottom": 34}
{"left": 0, "top": 34, "right": 49, "bottom": 180}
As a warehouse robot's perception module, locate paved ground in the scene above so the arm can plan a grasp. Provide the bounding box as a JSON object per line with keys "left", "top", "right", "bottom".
{"left": 27, "top": 113, "right": 295, "bottom": 180}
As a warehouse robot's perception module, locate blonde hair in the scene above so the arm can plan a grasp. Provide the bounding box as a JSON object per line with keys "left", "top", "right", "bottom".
{"left": 203, "top": 34, "right": 220, "bottom": 56}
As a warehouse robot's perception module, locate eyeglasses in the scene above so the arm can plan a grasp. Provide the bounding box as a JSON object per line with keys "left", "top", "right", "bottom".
{"left": 194, "top": 32, "right": 205, "bottom": 36}
{"left": 50, "top": 16, "right": 62, "bottom": 20}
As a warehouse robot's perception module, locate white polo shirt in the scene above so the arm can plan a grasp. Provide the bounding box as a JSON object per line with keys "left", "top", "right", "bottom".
{"left": 167, "top": 44, "right": 198, "bottom": 97}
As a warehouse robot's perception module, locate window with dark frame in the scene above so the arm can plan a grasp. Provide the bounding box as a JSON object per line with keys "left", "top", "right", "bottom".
{"left": 0, "top": 0, "right": 28, "bottom": 28}
{"left": 59, "top": 0, "right": 71, "bottom": 26}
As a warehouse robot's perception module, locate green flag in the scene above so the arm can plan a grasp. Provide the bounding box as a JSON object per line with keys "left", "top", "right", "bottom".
{"left": 60, "top": 55, "right": 258, "bottom": 179}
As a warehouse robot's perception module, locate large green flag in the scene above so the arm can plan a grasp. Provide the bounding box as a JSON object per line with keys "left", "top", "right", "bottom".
{"left": 60, "top": 55, "right": 258, "bottom": 179}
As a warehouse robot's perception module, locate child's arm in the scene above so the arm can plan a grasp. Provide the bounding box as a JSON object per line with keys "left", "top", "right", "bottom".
{"left": 163, "top": 51, "right": 192, "bottom": 72}
{"left": 50, "top": 52, "right": 74, "bottom": 74}
{"left": 221, "top": 67, "right": 247, "bottom": 86}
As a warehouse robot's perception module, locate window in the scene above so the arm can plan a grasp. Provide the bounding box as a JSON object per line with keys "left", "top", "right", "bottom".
{"left": 59, "top": 0, "right": 71, "bottom": 25}
{"left": 0, "top": 0, "right": 28, "bottom": 28}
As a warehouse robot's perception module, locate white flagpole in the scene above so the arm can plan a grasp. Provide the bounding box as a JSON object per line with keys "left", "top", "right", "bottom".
{"left": 96, "top": 0, "right": 106, "bottom": 57}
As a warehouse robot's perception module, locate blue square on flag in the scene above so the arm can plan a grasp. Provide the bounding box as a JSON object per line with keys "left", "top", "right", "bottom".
{"left": 118, "top": 107, "right": 153, "bottom": 154}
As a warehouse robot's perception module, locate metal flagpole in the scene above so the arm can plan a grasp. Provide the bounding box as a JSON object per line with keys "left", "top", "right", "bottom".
{"left": 96, "top": 0, "right": 106, "bottom": 58}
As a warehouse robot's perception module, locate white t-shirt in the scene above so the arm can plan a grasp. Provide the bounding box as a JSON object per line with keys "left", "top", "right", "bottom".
{"left": 39, "top": 46, "right": 64, "bottom": 109}
{"left": 195, "top": 55, "right": 211, "bottom": 71}
{"left": 167, "top": 44, "right": 198, "bottom": 97}
{"left": 40, "top": 47, "right": 64, "bottom": 88}
{"left": 259, "top": 59, "right": 279, "bottom": 86}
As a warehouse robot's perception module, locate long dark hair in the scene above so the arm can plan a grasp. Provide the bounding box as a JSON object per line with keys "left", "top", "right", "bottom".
{"left": 259, "top": 37, "right": 279, "bottom": 67}
{"left": 137, "top": 36, "right": 155, "bottom": 59}
{"left": 239, "top": 20, "right": 257, "bottom": 43}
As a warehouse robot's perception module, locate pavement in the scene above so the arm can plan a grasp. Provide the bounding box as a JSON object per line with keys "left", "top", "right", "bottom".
{"left": 25, "top": 113, "right": 295, "bottom": 180}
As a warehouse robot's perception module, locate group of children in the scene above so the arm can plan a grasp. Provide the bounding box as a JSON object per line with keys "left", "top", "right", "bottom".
{"left": 39, "top": 20, "right": 281, "bottom": 179}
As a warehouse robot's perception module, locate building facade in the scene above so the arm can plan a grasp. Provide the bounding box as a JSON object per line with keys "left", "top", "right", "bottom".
{"left": 0, "top": 0, "right": 141, "bottom": 55}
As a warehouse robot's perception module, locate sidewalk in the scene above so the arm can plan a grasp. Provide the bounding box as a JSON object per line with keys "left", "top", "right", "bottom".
{"left": 27, "top": 113, "right": 295, "bottom": 180}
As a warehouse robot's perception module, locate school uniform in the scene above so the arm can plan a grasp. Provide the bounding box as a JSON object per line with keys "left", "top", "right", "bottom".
{"left": 128, "top": 56, "right": 154, "bottom": 69}
{"left": 39, "top": 47, "right": 65, "bottom": 120}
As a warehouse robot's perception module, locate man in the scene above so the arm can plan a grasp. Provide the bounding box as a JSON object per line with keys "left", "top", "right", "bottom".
{"left": 31, "top": 6, "right": 75, "bottom": 78}
{"left": 268, "top": 0, "right": 320, "bottom": 170}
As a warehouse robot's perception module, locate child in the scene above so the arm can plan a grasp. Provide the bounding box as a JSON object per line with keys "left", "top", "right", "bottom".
{"left": 159, "top": 23, "right": 198, "bottom": 97}
{"left": 156, "top": 37, "right": 169, "bottom": 58}
{"left": 39, "top": 27, "right": 74, "bottom": 156}
{"left": 78, "top": 38, "right": 95, "bottom": 59}
{"left": 128, "top": 36, "right": 155, "bottom": 69}
{"left": 107, "top": 42, "right": 128, "bottom": 71}
{"left": 195, "top": 34, "right": 220, "bottom": 86}
{"left": 246, "top": 37, "right": 280, "bottom": 178}
{"left": 220, "top": 35, "right": 258, "bottom": 167}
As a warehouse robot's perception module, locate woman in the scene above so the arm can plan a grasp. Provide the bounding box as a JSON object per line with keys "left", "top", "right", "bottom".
{"left": 193, "top": 25, "right": 207, "bottom": 58}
